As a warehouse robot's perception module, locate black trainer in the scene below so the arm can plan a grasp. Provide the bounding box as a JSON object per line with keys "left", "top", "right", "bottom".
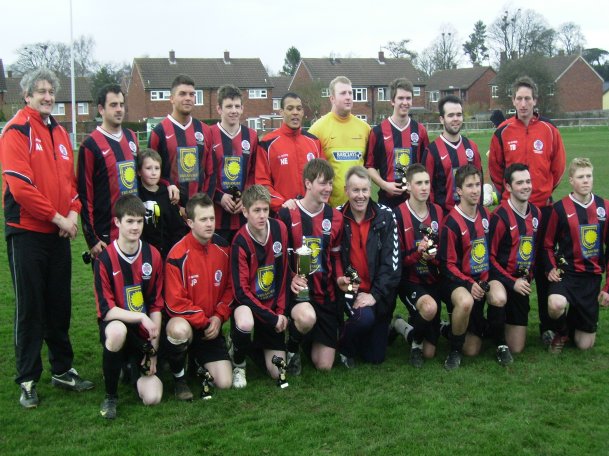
{"left": 410, "top": 347, "right": 424, "bottom": 368}
{"left": 444, "top": 350, "right": 462, "bottom": 371}
{"left": 496, "top": 345, "right": 514, "bottom": 366}
{"left": 51, "top": 368, "right": 94, "bottom": 392}
{"left": 100, "top": 394, "right": 118, "bottom": 420}
{"left": 19, "top": 380, "right": 39, "bottom": 409}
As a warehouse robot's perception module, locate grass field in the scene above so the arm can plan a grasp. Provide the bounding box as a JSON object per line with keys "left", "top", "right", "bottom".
{"left": 1, "top": 127, "right": 609, "bottom": 456}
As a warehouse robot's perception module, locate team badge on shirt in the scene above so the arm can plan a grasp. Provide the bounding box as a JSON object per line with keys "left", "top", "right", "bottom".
{"left": 117, "top": 160, "right": 137, "bottom": 195}
{"left": 255, "top": 265, "right": 275, "bottom": 300}
{"left": 307, "top": 152, "right": 315, "bottom": 161}
{"left": 470, "top": 238, "right": 489, "bottom": 274}
{"left": 195, "top": 131, "right": 204, "bottom": 143}
{"left": 465, "top": 148, "right": 474, "bottom": 161}
{"left": 273, "top": 241, "right": 282, "bottom": 255}
{"left": 482, "top": 218, "right": 489, "bottom": 233}
{"left": 124, "top": 285, "right": 145, "bottom": 312}
{"left": 580, "top": 225, "right": 600, "bottom": 259}
{"left": 597, "top": 207, "right": 606, "bottom": 220}
{"left": 533, "top": 140, "right": 544, "bottom": 151}
{"left": 241, "top": 140, "right": 251, "bottom": 152}
{"left": 178, "top": 147, "right": 199, "bottom": 182}
{"left": 142, "top": 262, "right": 152, "bottom": 279}
{"left": 411, "top": 132, "right": 419, "bottom": 145}
{"left": 129, "top": 141, "right": 137, "bottom": 153}
{"left": 322, "top": 218, "right": 332, "bottom": 233}
{"left": 214, "top": 270, "right": 223, "bottom": 285}
{"left": 532, "top": 217, "right": 539, "bottom": 231}
{"left": 59, "top": 144, "right": 69, "bottom": 160}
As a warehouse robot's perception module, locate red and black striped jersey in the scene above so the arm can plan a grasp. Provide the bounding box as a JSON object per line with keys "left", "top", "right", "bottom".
{"left": 94, "top": 240, "right": 164, "bottom": 338}
{"left": 393, "top": 200, "right": 444, "bottom": 284}
{"left": 422, "top": 135, "right": 482, "bottom": 213}
{"left": 164, "top": 232, "right": 233, "bottom": 330}
{"left": 209, "top": 123, "right": 258, "bottom": 231}
{"left": 78, "top": 127, "right": 139, "bottom": 248}
{"left": 490, "top": 199, "right": 541, "bottom": 289}
{"left": 277, "top": 201, "right": 343, "bottom": 306}
{"left": 231, "top": 218, "right": 289, "bottom": 327}
{"left": 148, "top": 115, "right": 213, "bottom": 206}
{"left": 366, "top": 117, "right": 429, "bottom": 207}
{"left": 439, "top": 205, "right": 491, "bottom": 288}
{"left": 543, "top": 194, "right": 609, "bottom": 279}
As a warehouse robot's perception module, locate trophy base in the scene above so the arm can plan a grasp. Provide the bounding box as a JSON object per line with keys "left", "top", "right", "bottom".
{"left": 295, "top": 288, "right": 310, "bottom": 303}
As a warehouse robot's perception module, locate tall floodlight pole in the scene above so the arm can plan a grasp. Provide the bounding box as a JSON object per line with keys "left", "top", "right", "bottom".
{"left": 70, "top": 0, "right": 77, "bottom": 147}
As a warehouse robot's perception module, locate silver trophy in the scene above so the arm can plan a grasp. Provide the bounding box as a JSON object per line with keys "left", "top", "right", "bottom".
{"left": 293, "top": 237, "right": 313, "bottom": 303}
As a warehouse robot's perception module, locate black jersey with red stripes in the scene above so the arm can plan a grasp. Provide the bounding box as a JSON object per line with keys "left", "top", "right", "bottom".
{"left": 94, "top": 240, "right": 164, "bottom": 338}
{"left": 148, "top": 115, "right": 213, "bottom": 206}
{"left": 543, "top": 194, "right": 609, "bottom": 275}
{"left": 393, "top": 200, "right": 443, "bottom": 284}
{"left": 231, "top": 218, "right": 289, "bottom": 327}
{"left": 422, "top": 135, "right": 482, "bottom": 213}
{"left": 278, "top": 201, "right": 343, "bottom": 307}
{"left": 78, "top": 127, "right": 139, "bottom": 248}
{"left": 209, "top": 123, "right": 258, "bottom": 231}
{"left": 490, "top": 199, "right": 541, "bottom": 289}
{"left": 439, "top": 205, "right": 491, "bottom": 289}
{"left": 366, "top": 117, "right": 429, "bottom": 207}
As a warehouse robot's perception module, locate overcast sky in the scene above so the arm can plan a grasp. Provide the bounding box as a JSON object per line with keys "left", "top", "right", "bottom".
{"left": 1, "top": 0, "right": 607, "bottom": 75}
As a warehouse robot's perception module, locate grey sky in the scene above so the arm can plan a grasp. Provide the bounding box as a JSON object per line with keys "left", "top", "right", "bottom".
{"left": 1, "top": 0, "right": 607, "bottom": 74}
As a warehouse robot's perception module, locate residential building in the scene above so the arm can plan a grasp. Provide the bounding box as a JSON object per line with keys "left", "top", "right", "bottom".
{"left": 290, "top": 52, "right": 427, "bottom": 124}
{"left": 425, "top": 66, "right": 497, "bottom": 112}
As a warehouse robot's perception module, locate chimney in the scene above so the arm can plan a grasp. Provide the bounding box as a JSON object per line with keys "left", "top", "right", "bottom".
{"left": 169, "top": 50, "right": 176, "bottom": 64}
{"left": 378, "top": 51, "right": 385, "bottom": 64}
{"left": 223, "top": 51, "right": 231, "bottom": 64}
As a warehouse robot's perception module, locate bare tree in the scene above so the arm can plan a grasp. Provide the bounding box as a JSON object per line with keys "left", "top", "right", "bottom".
{"left": 557, "top": 22, "right": 586, "bottom": 55}
{"left": 488, "top": 8, "right": 555, "bottom": 63}
{"left": 433, "top": 27, "right": 460, "bottom": 70}
{"left": 10, "top": 35, "right": 97, "bottom": 77}
{"left": 382, "top": 39, "right": 417, "bottom": 60}
{"left": 415, "top": 47, "right": 437, "bottom": 78}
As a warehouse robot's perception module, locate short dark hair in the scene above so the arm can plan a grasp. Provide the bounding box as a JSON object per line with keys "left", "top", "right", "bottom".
{"left": 405, "top": 163, "right": 428, "bottom": 183}
{"left": 455, "top": 164, "right": 481, "bottom": 189}
{"left": 185, "top": 193, "right": 213, "bottom": 219}
{"left": 114, "top": 194, "right": 145, "bottom": 220}
{"left": 389, "top": 78, "right": 414, "bottom": 101}
{"left": 97, "top": 84, "right": 123, "bottom": 108}
{"left": 217, "top": 84, "right": 242, "bottom": 106}
{"left": 303, "top": 158, "right": 334, "bottom": 187}
{"left": 504, "top": 163, "right": 529, "bottom": 185}
{"left": 512, "top": 76, "right": 538, "bottom": 100}
{"left": 280, "top": 92, "right": 301, "bottom": 109}
{"left": 438, "top": 95, "right": 462, "bottom": 117}
{"left": 171, "top": 74, "right": 195, "bottom": 93}
{"left": 137, "top": 148, "right": 162, "bottom": 170}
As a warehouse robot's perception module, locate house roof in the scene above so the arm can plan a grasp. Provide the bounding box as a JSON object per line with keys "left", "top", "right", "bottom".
{"left": 270, "top": 76, "right": 291, "bottom": 98}
{"left": 295, "top": 57, "right": 427, "bottom": 87}
{"left": 0, "top": 59, "right": 6, "bottom": 92}
{"left": 4, "top": 75, "right": 93, "bottom": 104}
{"left": 133, "top": 56, "right": 272, "bottom": 89}
{"left": 426, "top": 66, "right": 494, "bottom": 91}
{"left": 490, "top": 54, "right": 603, "bottom": 85}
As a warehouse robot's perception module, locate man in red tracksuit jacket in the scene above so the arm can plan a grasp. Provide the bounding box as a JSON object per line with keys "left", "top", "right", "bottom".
{"left": 256, "top": 92, "right": 323, "bottom": 213}
{"left": 163, "top": 193, "right": 234, "bottom": 400}
{"left": 0, "top": 68, "right": 93, "bottom": 408}
{"left": 488, "top": 76, "right": 567, "bottom": 344}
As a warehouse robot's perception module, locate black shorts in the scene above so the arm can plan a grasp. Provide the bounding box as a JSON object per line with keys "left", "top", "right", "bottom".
{"left": 98, "top": 319, "right": 147, "bottom": 387}
{"left": 189, "top": 331, "right": 231, "bottom": 365}
{"left": 398, "top": 281, "right": 441, "bottom": 344}
{"left": 307, "top": 301, "right": 339, "bottom": 349}
{"left": 548, "top": 272, "right": 601, "bottom": 333}
{"left": 440, "top": 281, "right": 487, "bottom": 338}
{"left": 504, "top": 287, "right": 530, "bottom": 326}
{"left": 252, "top": 318, "right": 286, "bottom": 352}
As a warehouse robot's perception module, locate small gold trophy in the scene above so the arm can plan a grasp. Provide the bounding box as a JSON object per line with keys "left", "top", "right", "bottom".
{"left": 294, "top": 237, "right": 313, "bottom": 303}
{"left": 395, "top": 164, "right": 408, "bottom": 189}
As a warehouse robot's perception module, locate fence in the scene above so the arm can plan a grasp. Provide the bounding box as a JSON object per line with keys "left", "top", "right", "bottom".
{"left": 423, "top": 117, "right": 609, "bottom": 134}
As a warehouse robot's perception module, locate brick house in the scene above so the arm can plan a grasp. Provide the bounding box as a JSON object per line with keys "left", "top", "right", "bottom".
{"left": 127, "top": 51, "right": 273, "bottom": 130}
{"left": 289, "top": 52, "right": 427, "bottom": 124}
{"left": 425, "top": 66, "right": 497, "bottom": 112}
{"left": 2, "top": 73, "right": 94, "bottom": 131}
{"left": 490, "top": 54, "right": 603, "bottom": 113}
